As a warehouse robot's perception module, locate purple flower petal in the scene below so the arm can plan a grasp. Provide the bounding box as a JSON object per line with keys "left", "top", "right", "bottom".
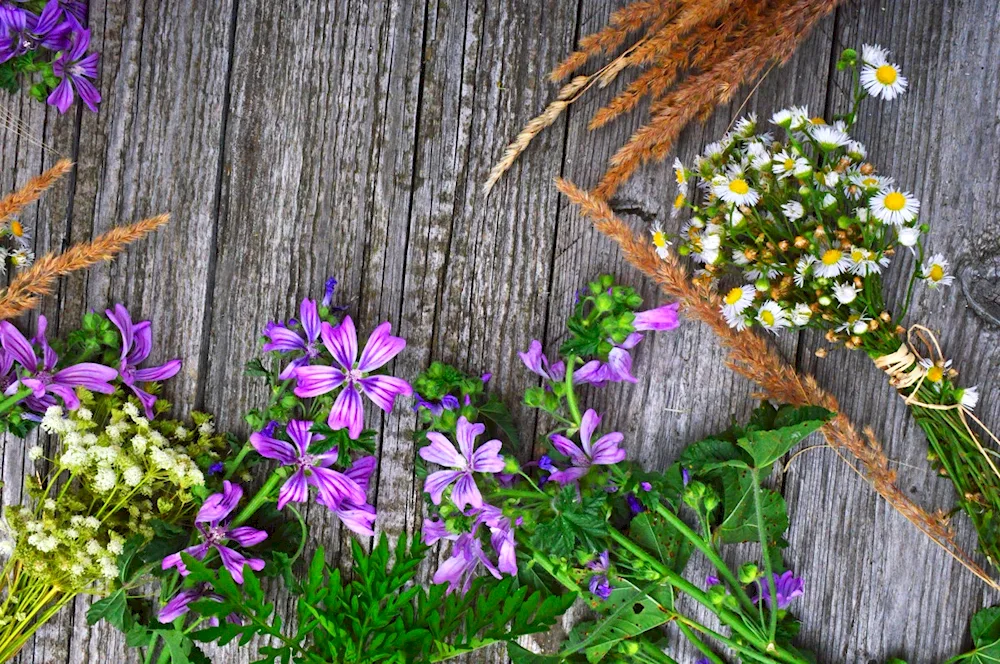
{"left": 133, "top": 359, "right": 182, "bottom": 383}
{"left": 309, "top": 465, "right": 366, "bottom": 508}
{"left": 549, "top": 434, "right": 587, "bottom": 466}
{"left": 161, "top": 542, "right": 210, "bottom": 576}
{"left": 293, "top": 364, "right": 347, "bottom": 398}
{"left": 0, "top": 322, "right": 38, "bottom": 371}
{"left": 105, "top": 304, "right": 134, "bottom": 365}
{"left": 451, "top": 472, "right": 482, "bottom": 511}
{"left": 46, "top": 77, "right": 73, "bottom": 113}
{"left": 547, "top": 466, "right": 589, "bottom": 485}
{"left": 356, "top": 321, "right": 406, "bottom": 373}
{"left": 321, "top": 317, "right": 358, "bottom": 371}
{"left": 606, "top": 347, "right": 637, "bottom": 384}
{"left": 633, "top": 302, "right": 680, "bottom": 331}
{"left": 589, "top": 432, "right": 626, "bottom": 465}
{"left": 469, "top": 438, "right": 505, "bottom": 473}
{"left": 359, "top": 374, "right": 412, "bottom": 412}
{"left": 421, "top": 517, "right": 456, "bottom": 545}
{"left": 579, "top": 409, "right": 600, "bottom": 453}
{"left": 250, "top": 432, "right": 299, "bottom": 465}
{"left": 277, "top": 469, "right": 309, "bottom": 510}
{"left": 424, "top": 469, "right": 462, "bottom": 505}
{"left": 299, "top": 298, "right": 321, "bottom": 342}
{"left": 328, "top": 383, "right": 364, "bottom": 439}
{"left": 333, "top": 502, "right": 376, "bottom": 536}
{"left": 262, "top": 325, "right": 307, "bottom": 353}
{"left": 228, "top": 526, "right": 268, "bottom": 548}
{"left": 158, "top": 586, "right": 203, "bottom": 623}
{"left": 455, "top": 417, "right": 486, "bottom": 461}
{"left": 197, "top": 481, "right": 243, "bottom": 524}
{"left": 419, "top": 433, "right": 465, "bottom": 468}
{"left": 217, "top": 545, "right": 264, "bottom": 585}
{"left": 53, "top": 363, "right": 118, "bottom": 394}
{"left": 345, "top": 456, "right": 377, "bottom": 492}
{"left": 285, "top": 419, "right": 317, "bottom": 455}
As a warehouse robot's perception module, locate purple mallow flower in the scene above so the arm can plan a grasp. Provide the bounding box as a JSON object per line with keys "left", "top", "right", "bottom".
{"left": 0, "top": 317, "right": 117, "bottom": 412}
{"left": 751, "top": 570, "right": 804, "bottom": 610}
{"left": 0, "top": 1, "right": 71, "bottom": 63}
{"left": 518, "top": 340, "right": 565, "bottom": 382}
{"left": 633, "top": 302, "right": 681, "bottom": 331}
{"left": 162, "top": 481, "right": 267, "bottom": 585}
{"left": 587, "top": 550, "right": 612, "bottom": 601}
{"left": 432, "top": 532, "right": 502, "bottom": 595}
{"left": 329, "top": 454, "right": 378, "bottom": 536}
{"left": 705, "top": 575, "right": 721, "bottom": 588}
{"left": 158, "top": 583, "right": 240, "bottom": 626}
{"left": 250, "top": 420, "right": 366, "bottom": 511}
{"left": 106, "top": 304, "right": 181, "bottom": 418}
{"left": 263, "top": 298, "right": 324, "bottom": 380}
{"left": 48, "top": 20, "right": 100, "bottom": 113}
{"left": 294, "top": 316, "right": 412, "bottom": 439}
{"left": 626, "top": 493, "right": 644, "bottom": 515}
{"left": 419, "top": 416, "right": 504, "bottom": 510}
{"left": 547, "top": 409, "right": 626, "bottom": 484}
{"left": 682, "top": 467, "right": 691, "bottom": 486}
{"left": 574, "top": 332, "right": 644, "bottom": 386}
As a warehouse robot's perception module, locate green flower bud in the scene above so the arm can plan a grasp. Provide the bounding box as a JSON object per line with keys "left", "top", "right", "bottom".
{"left": 678, "top": 244, "right": 691, "bottom": 256}
{"left": 818, "top": 295, "right": 833, "bottom": 307}
{"left": 837, "top": 215, "right": 852, "bottom": 229}
{"left": 619, "top": 641, "right": 641, "bottom": 656}
{"left": 754, "top": 277, "right": 770, "bottom": 292}
{"left": 503, "top": 456, "right": 519, "bottom": 475}
{"left": 738, "top": 563, "right": 760, "bottom": 584}
{"left": 594, "top": 293, "right": 614, "bottom": 312}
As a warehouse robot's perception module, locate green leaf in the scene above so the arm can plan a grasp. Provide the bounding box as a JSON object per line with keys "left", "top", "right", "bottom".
{"left": 627, "top": 512, "right": 691, "bottom": 574}
{"left": 716, "top": 470, "right": 789, "bottom": 549}
{"left": 737, "top": 415, "right": 828, "bottom": 470}
{"left": 509, "top": 642, "right": 565, "bottom": 664}
{"left": 87, "top": 588, "right": 128, "bottom": 629}
{"left": 973, "top": 607, "right": 1000, "bottom": 647}
{"left": 479, "top": 395, "right": 521, "bottom": 449}
{"left": 564, "top": 579, "right": 674, "bottom": 662}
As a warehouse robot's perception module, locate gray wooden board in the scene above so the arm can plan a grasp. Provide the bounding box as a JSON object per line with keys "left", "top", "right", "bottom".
{"left": 1, "top": 0, "right": 999, "bottom": 661}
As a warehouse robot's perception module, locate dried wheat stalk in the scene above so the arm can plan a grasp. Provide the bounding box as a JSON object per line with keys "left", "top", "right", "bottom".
{"left": 487, "top": 0, "right": 840, "bottom": 197}
{"left": 0, "top": 214, "right": 170, "bottom": 320}
{"left": 0, "top": 160, "right": 73, "bottom": 225}
{"left": 556, "top": 177, "right": 1000, "bottom": 592}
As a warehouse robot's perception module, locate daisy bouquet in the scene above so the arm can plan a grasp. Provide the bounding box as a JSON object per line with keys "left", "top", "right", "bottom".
{"left": 414, "top": 275, "right": 832, "bottom": 663}
{"left": 0, "top": 306, "right": 228, "bottom": 662}
{"left": 671, "top": 46, "right": 1000, "bottom": 570}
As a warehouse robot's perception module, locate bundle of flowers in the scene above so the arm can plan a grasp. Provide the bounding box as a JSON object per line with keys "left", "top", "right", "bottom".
{"left": 0, "top": 0, "right": 100, "bottom": 112}
{"left": 0, "top": 306, "right": 228, "bottom": 661}
{"left": 665, "top": 45, "right": 1000, "bottom": 572}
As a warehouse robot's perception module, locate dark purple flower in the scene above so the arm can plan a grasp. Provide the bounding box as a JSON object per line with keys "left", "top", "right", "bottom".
{"left": 413, "top": 392, "right": 444, "bottom": 416}
{"left": 263, "top": 298, "right": 325, "bottom": 380}
{"left": 682, "top": 467, "right": 691, "bottom": 486}
{"left": 162, "top": 481, "right": 267, "bottom": 585}
{"left": 322, "top": 277, "right": 338, "bottom": 308}
{"left": 476, "top": 504, "right": 517, "bottom": 575}
{"left": 626, "top": 493, "right": 644, "bottom": 515}
{"left": 537, "top": 455, "right": 553, "bottom": 471}
{"left": 0, "top": 348, "right": 14, "bottom": 393}
{"left": 586, "top": 551, "right": 612, "bottom": 600}
{"left": 633, "top": 302, "right": 681, "bottom": 331}
{"left": 441, "top": 394, "right": 460, "bottom": 410}
{"left": 547, "top": 409, "right": 626, "bottom": 484}
{"left": 250, "top": 419, "right": 365, "bottom": 511}
{"left": 59, "top": 1, "right": 86, "bottom": 23}
{"left": 419, "top": 416, "right": 504, "bottom": 510}
{"left": 48, "top": 22, "right": 100, "bottom": 113}
{"left": 696, "top": 658, "right": 712, "bottom": 664}
{"left": 106, "top": 304, "right": 181, "bottom": 418}
{"left": 481, "top": 372, "right": 492, "bottom": 383}
{"left": 518, "top": 340, "right": 565, "bottom": 382}
{"left": 328, "top": 455, "right": 378, "bottom": 536}
{"left": 294, "top": 316, "right": 412, "bottom": 439}
{"left": 705, "top": 575, "right": 721, "bottom": 588}
{"left": 0, "top": 317, "right": 117, "bottom": 412}
{"left": 433, "top": 532, "right": 502, "bottom": 595}
{"left": 208, "top": 462, "right": 225, "bottom": 476}
{"left": 751, "top": 570, "right": 804, "bottom": 610}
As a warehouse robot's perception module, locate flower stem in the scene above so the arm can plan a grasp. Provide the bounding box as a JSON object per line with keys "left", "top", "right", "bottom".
{"left": 751, "top": 468, "right": 779, "bottom": 642}
{"left": 0, "top": 386, "right": 31, "bottom": 416}
{"left": 231, "top": 468, "right": 287, "bottom": 527}
{"left": 563, "top": 357, "right": 582, "bottom": 427}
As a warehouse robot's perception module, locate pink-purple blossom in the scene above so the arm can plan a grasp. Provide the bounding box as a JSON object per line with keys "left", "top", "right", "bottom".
{"left": 157, "top": 583, "right": 240, "bottom": 626}
{"left": 633, "top": 302, "right": 681, "bottom": 331}
{"left": 162, "top": 481, "right": 267, "bottom": 585}
{"left": 262, "top": 298, "right": 324, "bottom": 380}
{"left": 586, "top": 550, "right": 612, "bottom": 600}
{"left": 751, "top": 570, "right": 804, "bottom": 610}
{"left": 106, "top": 304, "right": 181, "bottom": 418}
{"left": 328, "top": 455, "right": 378, "bottom": 536}
{"left": 0, "top": 317, "right": 117, "bottom": 413}
{"left": 547, "top": 409, "right": 626, "bottom": 484}
{"left": 250, "top": 420, "right": 366, "bottom": 511}
{"left": 419, "top": 416, "right": 505, "bottom": 511}
{"left": 294, "top": 316, "right": 412, "bottom": 439}
{"left": 47, "top": 18, "right": 100, "bottom": 113}
{"left": 518, "top": 340, "right": 565, "bottom": 382}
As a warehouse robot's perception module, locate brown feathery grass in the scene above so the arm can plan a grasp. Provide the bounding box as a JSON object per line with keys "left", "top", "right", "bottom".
{"left": 556, "top": 177, "right": 1000, "bottom": 592}
{"left": 486, "top": 0, "right": 841, "bottom": 197}
{"left": 0, "top": 159, "right": 73, "bottom": 225}
{"left": 0, "top": 214, "right": 170, "bottom": 320}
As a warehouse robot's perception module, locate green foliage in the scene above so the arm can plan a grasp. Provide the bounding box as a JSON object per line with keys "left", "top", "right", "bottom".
{"left": 559, "top": 274, "right": 644, "bottom": 361}
{"left": 531, "top": 485, "right": 609, "bottom": 558}
{"left": 946, "top": 606, "right": 1000, "bottom": 664}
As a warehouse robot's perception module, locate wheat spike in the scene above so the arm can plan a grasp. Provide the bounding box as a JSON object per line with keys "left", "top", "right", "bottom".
{"left": 0, "top": 214, "right": 170, "bottom": 320}
{"left": 0, "top": 160, "right": 73, "bottom": 225}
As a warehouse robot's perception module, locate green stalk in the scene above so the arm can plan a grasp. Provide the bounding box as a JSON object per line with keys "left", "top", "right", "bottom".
{"left": 0, "top": 386, "right": 31, "bottom": 416}
{"left": 563, "top": 357, "right": 582, "bottom": 426}
{"left": 751, "top": 469, "right": 779, "bottom": 642}
{"left": 231, "top": 468, "right": 288, "bottom": 527}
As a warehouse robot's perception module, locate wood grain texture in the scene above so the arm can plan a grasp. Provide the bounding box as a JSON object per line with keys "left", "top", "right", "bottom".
{"left": 1, "top": 0, "right": 999, "bottom": 662}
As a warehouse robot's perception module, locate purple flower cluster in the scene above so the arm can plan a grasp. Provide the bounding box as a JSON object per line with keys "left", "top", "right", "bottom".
{"left": 519, "top": 302, "right": 679, "bottom": 387}
{"left": 0, "top": 316, "right": 117, "bottom": 414}
{"left": 750, "top": 570, "right": 804, "bottom": 610}
{"left": 422, "top": 504, "right": 518, "bottom": 595}
{"left": 0, "top": 0, "right": 100, "bottom": 112}
{"left": 106, "top": 305, "right": 182, "bottom": 418}
{"left": 251, "top": 419, "right": 378, "bottom": 536}
{"left": 263, "top": 299, "right": 412, "bottom": 439}
{"left": 419, "top": 417, "right": 504, "bottom": 510}
{"left": 586, "top": 550, "right": 612, "bottom": 601}
{"left": 546, "top": 409, "right": 625, "bottom": 485}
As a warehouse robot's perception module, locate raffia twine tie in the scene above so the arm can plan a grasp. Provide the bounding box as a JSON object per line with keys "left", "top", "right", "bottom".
{"left": 874, "top": 324, "right": 1000, "bottom": 480}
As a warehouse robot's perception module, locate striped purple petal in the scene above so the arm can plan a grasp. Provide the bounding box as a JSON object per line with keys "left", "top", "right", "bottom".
{"left": 327, "top": 384, "right": 364, "bottom": 439}
{"left": 424, "top": 469, "right": 462, "bottom": 505}
{"left": 299, "top": 298, "right": 321, "bottom": 342}
{"left": 357, "top": 321, "right": 406, "bottom": 372}
{"left": 285, "top": 419, "right": 317, "bottom": 455}
{"left": 451, "top": 473, "right": 482, "bottom": 511}
{"left": 134, "top": 359, "right": 182, "bottom": 383}
{"left": 197, "top": 481, "right": 243, "bottom": 524}
{"left": 263, "top": 324, "right": 308, "bottom": 353}
{"left": 590, "top": 432, "right": 626, "bottom": 465}
{"left": 549, "top": 434, "right": 587, "bottom": 467}
{"left": 217, "top": 545, "right": 264, "bottom": 585}
{"left": 53, "top": 363, "right": 118, "bottom": 394}
{"left": 228, "top": 526, "right": 268, "bottom": 548}
{"left": 106, "top": 304, "right": 135, "bottom": 365}
{"left": 345, "top": 456, "right": 377, "bottom": 492}
{"left": 579, "top": 409, "right": 600, "bottom": 453}
{"left": 321, "top": 317, "right": 358, "bottom": 371}
{"left": 455, "top": 417, "right": 486, "bottom": 461}
{"left": 0, "top": 321, "right": 38, "bottom": 371}
{"left": 334, "top": 502, "right": 376, "bottom": 536}
{"left": 250, "top": 432, "right": 299, "bottom": 465}
{"left": 277, "top": 469, "right": 309, "bottom": 510}
{"left": 309, "top": 466, "right": 366, "bottom": 508}
{"left": 359, "top": 374, "right": 412, "bottom": 412}
{"left": 469, "top": 439, "right": 505, "bottom": 473}
{"left": 293, "top": 365, "right": 346, "bottom": 398}
{"left": 419, "top": 432, "right": 465, "bottom": 468}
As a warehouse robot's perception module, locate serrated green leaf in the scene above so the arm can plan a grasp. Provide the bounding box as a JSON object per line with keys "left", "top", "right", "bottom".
{"left": 87, "top": 588, "right": 128, "bottom": 629}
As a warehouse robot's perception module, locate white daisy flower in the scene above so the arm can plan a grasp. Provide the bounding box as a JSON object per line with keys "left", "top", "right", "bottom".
{"left": 794, "top": 255, "right": 816, "bottom": 287}
{"left": 850, "top": 172, "right": 894, "bottom": 192}
{"left": 821, "top": 193, "right": 838, "bottom": 209}
{"left": 727, "top": 208, "right": 745, "bottom": 227}
{"left": 772, "top": 151, "right": 810, "bottom": 180}
{"left": 790, "top": 303, "right": 813, "bottom": 326}
{"left": 703, "top": 141, "right": 725, "bottom": 159}
{"left": 650, "top": 223, "right": 671, "bottom": 259}
{"left": 770, "top": 108, "right": 793, "bottom": 127}
{"left": 723, "top": 307, "right": 749, "bottom": 331}
{"left": 921, "top": 253, "right": 954, "bottom": 288}
{"left": 959, "top": 386, "right": 980, "bottom": 410}
{"left": 819, "top": 170, "right": 840, "bottom": 188}
{"left": 836, "top": 314, "right": 872, "bottom": 336}
{"left": 713, "top": 174, "right": 760, "bottom": 206}
{"left": 745, "top": 266, "right": 781, "bottom": 283}
{"left": 787, "top": 106, "right": 810, "bottom": 130}
{"left": 861, "top": 58, "right": 907, "bottom": 101}
{"left": 897, "top": 226, "right": 920, "bottom": 248}
{"left": 810, "top": 125, "right": 850, "bottom": 151}
{"left": 673, "top": 158, "right": 689, "bottom": 189}
{"left": 733, "top": 113, "right": 757, "bottom": 137}
{"left": 870, "top": 189, "right": 919, "bottom": 225}
{"left": 849, "top": 247, "right": 890, "bottom": 276}
{"left": 781, "top": 201, "right": 804, "bottom": 221}
{"left": 832, "top": 282, "right": 858, "bottom": 305}
{"left": 846, "top": 141, "right": 867, "bottom": 160}
{"left": 756, "top": 300, "right": 790, "bottom": 334}
{"left": 720, "top": 285, "right": 755, "bottom": 319}
{"left": 861, "top": 44, "right": 890, "bottom": 66}
{"left": 9, "top": 248, "right": 33, "bottom": 268}
{"left": 746, "top": 142, "right": 772, "bottom": 171}
{"left": 919, "top": 357, "right": 953, "bottom": 385}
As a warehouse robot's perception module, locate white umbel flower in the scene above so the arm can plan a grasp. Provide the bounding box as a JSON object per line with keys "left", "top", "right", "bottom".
{"left": 756, "top": 301, "right": 791, "bottom": 334}
{"left": 870, "top": 189, "right": 919, "bottom": 225}
{"left": 921, "top": 253, "right": 955, "bottom": 288}
{"left": 27, "top": 446, "right": 44, "bottom": 461}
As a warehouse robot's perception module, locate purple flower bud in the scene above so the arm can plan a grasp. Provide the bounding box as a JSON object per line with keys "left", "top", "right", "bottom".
{"left": 682, "top": 467, "right": 691, "bottom": 486}
{"left": 640, "top": 481, "right": 652, "bottom": 492}
{"left": 705, "top": 574, "right": 721, "bottom": 588}
{"left": 633, "top": 302, "right": 681, "bottom": 332}
{"left": 322, "top": 277, "right": 338, "bottom": 308}
{"left": 589, "top": 574, "right": 612, "bottom": 601}
{"left": 261, "top": 420, "right": 279, "bottom": 437}
{"left": 463, "top": 394, "right": 472, "bottom": 406}
{"left": 481, "top": 372, "right": 492, "bottom": 383}
{"left": 208, "top": 462, "right": 225, "bottom": 476}
{"left": 538, "top": 455, "right": 554, "bottom": 471}
{"left": 441, "top": 395, "right": 460, "bottom": 410}
{"left": 626, "top": 493, "right": 644, "bottom": 515}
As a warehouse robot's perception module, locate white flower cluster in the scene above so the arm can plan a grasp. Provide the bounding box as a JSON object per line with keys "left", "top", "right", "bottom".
{"left": 9, "top": 507, "right": 122, "bottom": 588}
{"left": 0, "top": 218, "right": 34, "bottom": 275}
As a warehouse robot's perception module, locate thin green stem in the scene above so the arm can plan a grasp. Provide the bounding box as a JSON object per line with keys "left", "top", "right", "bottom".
{"left": 0, "top": 386, "right": 32, "bottom": 416}
{"left": 231, "top": 468, "right": 287, "bottom": 527}
{"left": 563, "top": 357, "right": 582, "bottom": 427}
{"left": 751, "top": 468, "right": 779, "bottom": 642}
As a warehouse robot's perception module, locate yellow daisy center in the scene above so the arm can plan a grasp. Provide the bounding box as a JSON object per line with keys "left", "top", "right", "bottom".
{"left": 929, "top": 264, "right": 944, "bottom": 282}
{"left": 675, "top": 170, "right": 685, "bottom": 185}
{"left": 760, "top": 310, "right": 775, "bottom": 326}
{"left": 652, "top": 231, "right": 667, "bottom": 248}
{"left": 851, "top": 249, "right": 865, "bottom": 262}
{"left": 674, "top": 193, "right": 686, "bottom": 209}
{"left": 10, "top": 220, "right": 23, "bottom": 237}
{"left": 810, "top": 117, "right": 826, "bottom": 125}
{"left": 822, "top": 249, "right": 843, "bottom": 266}
{"left": 783, "top": 158, "right": 795, "bottom": 170}
{"left": 724, "top": 287, "right": 744, "bottom": 306}
{"left": 875, "top": 65, "right": 898, "bottom": 85}
{"left": 926, "top": 365, "right": 944, "bottom": 383}
{"left": 728, "top": 179, "right": 749, "bottom": 195}
{"left": 861, "top": 177, "right": 879, "bottom": 187}
{"left": 883, "top": 192, "right": 906, "bottom": 211}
